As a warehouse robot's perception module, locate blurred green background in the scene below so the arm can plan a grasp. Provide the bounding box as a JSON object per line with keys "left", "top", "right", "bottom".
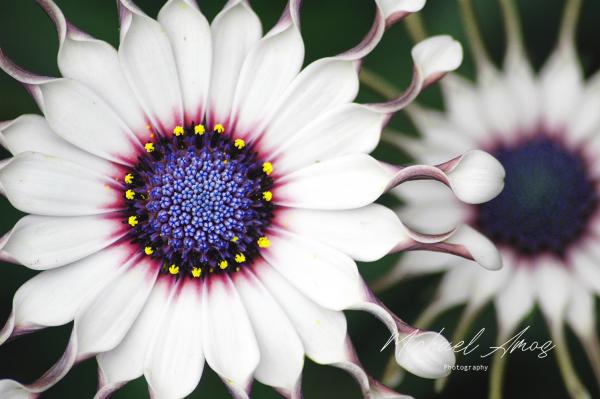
{"left": 1, "top": 0, "right": 599, "bottom": 398}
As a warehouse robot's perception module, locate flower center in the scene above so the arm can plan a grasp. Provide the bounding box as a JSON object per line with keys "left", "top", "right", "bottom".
{"left": 123, "top": 125, "right": 274, "bottom": 278}
{"left": 476, "top": 135, "right": 598, "bottom": 257}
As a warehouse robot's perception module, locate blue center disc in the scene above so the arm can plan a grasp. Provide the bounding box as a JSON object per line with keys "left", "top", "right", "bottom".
{"left": 476, "top": 136, "right": 598, "bottom": 257}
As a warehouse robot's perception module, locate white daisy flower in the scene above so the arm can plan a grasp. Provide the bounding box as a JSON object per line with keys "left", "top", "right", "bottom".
{"left": 374, "top": 0, "right": 600, "bottom": 397}
{"left": 0, "top": 0, "right": 503, "bottom": 398}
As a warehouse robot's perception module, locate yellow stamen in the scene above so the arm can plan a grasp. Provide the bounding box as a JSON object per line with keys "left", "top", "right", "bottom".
{"left": 194, "top": 124, "right": 205, "bottom": 135}
{"left": 214, "top": 123, "right": 225, "bottom": 134}
{"left": 257, "top": 236, "right": 270, "bottom": 248}
{"left": 219, "top": 260, "right": 229, "bottom": 270}
{"left": 235, "top": 253, "right": 246, "bottom": 263}
{"left": 262, "top": 162, "right": 273, "bottom": 175}
{"left": 231, "top": 236, "right": 239, "bottom": 243}
{"left": 125, "top": 189, "right": 135, "bottom": 200}
{"left": 191, "top": 267, "right": 202, "bottom": 278}
{"left": 234, "top": 138, "right": 245, "bottom": 149}
{"left": 262, "top": 191, "right": 273, "bottom": 201}
{"left": 145, "top": 142, "right": 155, "bottom": 153}
{"left": 128, "top": 216, "right": 138, "bottom": 227}
{"left": 173, "top": 125, "right": 185, "bottom": 136}
{"left": 144, "top": 246, "right": 154, "bottom": 256}
{"left": 124, "top": 173, "right": 134, "bottom": 184}
{"left": 169, "top": 264, "right": 180, "bottom": 275}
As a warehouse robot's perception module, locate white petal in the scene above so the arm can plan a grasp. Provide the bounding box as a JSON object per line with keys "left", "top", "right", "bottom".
{"left": 261, "top": 231, "right": 363, "bottom": 311}
{"left": 57, "top": 30, "right": 147, "bottom": 136}
{"left": 272, "top": 103, "right": 386, "bottom": 175}
{"left": 231, "top": 2, "right": 303, "bottom": 136}
{"left": 494, "top": 263, "right": 534, "bottom": 336}
{"left": 158, "top": 0, "right": 211, "bottom": 124}
{"left": 0, "top": 152, "right": 120, "bottom": 216}
{"left": 1, "top": 215, "right": 125, "bottom": 270}
{"left": 8, "top": 244, "right": 131, "bottom": 332}
{"left": 501, "top": 55, "right": 540, "bottom": 132}
{"left": 259, "top": 57, "right": 359, "bottom": 152}
{"left": 202, "top": 276, "right": 259, "bottom": 393}
{"left": 234, "top": 270, "right": 304, "bottom": 393}
{"left": 440, "top": 75, "right": 489, "bottom": 142}
{"left": 40, "top": 79, "right": 143, "bottom": 163}
{"left": 565, "top": 279, "right": 595, "bottom": 341}
{"left": 405, "top": 105, "right": 475, "bottom": 162}
{"left": 254, "top": 262, "right": 348, "bottom": 364}
{"left": 145, "top": 280, "right": 204, "bottom": 399}
{"left": 477, "top": 68, "right": 521, "bottom": 135}
{"left": 276, "top": 154, "right": 392, "bottom": 210}
{"left": 534, "top": 261, "right": 571, "bottom": 326}
{"left": 445, "top": 150, "right": 505, "bottom": 204}
{"left": 394, "top": 180, "right": 467, "bottom": 235}
{"left": 373, "top": 251, "right": 458, "bottom": 293}
{"left": 118, "top": 0, "right": 183, "bottom": 131}
{"left": 207, "top": 0, "right": 262, "bottom": 127}
{"left": 445, "top": 225, "right": 502, "bottom": 271}
{"left": 412, "top": 36, "right": 463, "bottom": 86}
{"left": 572, "top": 249, "right": 600, "bottom": 295}
{"left": 432, "top": 263, "right": 477, "bottom": 309}
{"left": 465, "top": 261, "right": 510, "bottom": 310}
{"left": 0, "top": 115, "right": 117, "bottom": 176}
{"left": 279, "top": 204, "right": 407, "bottom": 262}
{"left": 96, "top": 279, "right": 174, "bottom": 397}
{"left": 567, "top": 70, "right": 600, "bottom": 142}
{"left": 75, "top": 256, "right": 157, "bottom": 357}
{"left": 539, "top": 47, "right": 583, "bottom": 128}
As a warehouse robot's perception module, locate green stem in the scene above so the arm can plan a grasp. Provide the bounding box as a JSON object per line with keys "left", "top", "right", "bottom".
{"left": 458, "top": 0, "right": 493, "bottom": 71}
{"left": 552, "top": 324, "right": 591, "bottom": 399}
{"left": 404, "top": 13, "right": 427, "bottom": 43}
{"left": 498, "top": 0, "right": 524, "bottom": 57}
{"left": 435, "top": 306, "right": 481, "bottom": 392}
{"left": 559, "top": 0, "right": 583, "bottom": 48}
{"left": 488, "top": 333, "right": 510, "bottom": 399}
{"left": 582, "top": 335, "right": 600, "bottom": 395}
{"left": 359, "top": 68, "right": 400, "bottom": 100}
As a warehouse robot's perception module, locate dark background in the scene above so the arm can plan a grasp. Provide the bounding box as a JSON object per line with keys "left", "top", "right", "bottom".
{"left": 0, "top": 0, "right": 599, "bottom": 398}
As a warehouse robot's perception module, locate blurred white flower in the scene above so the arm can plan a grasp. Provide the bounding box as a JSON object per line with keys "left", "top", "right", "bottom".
{"left": 377, "top": 0, "right": 600, "bottom": 397}
{"left": 0, "top": 0, "right": 505, "bottom": 398}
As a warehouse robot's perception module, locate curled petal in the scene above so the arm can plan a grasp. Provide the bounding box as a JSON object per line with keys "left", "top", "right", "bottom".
{"left": 411, "top": 35, "right": 463, "bottom": 87}
{"left": 397, "top": 224, "right": 502, "bottom": 271}
{"left": 377, "top": 0, "right": 426, "bottom": 25}
{"left": 365, "top": 36, "right": 463, "bottom": 115}
{"left": 439, "top": 150, "right": 505, "bottom": 204}
{"left": 352, "top": 291, "right": 455, "bottom": 379}
{"left": 385, "top": 150, "right": 504, "bottom": 207}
